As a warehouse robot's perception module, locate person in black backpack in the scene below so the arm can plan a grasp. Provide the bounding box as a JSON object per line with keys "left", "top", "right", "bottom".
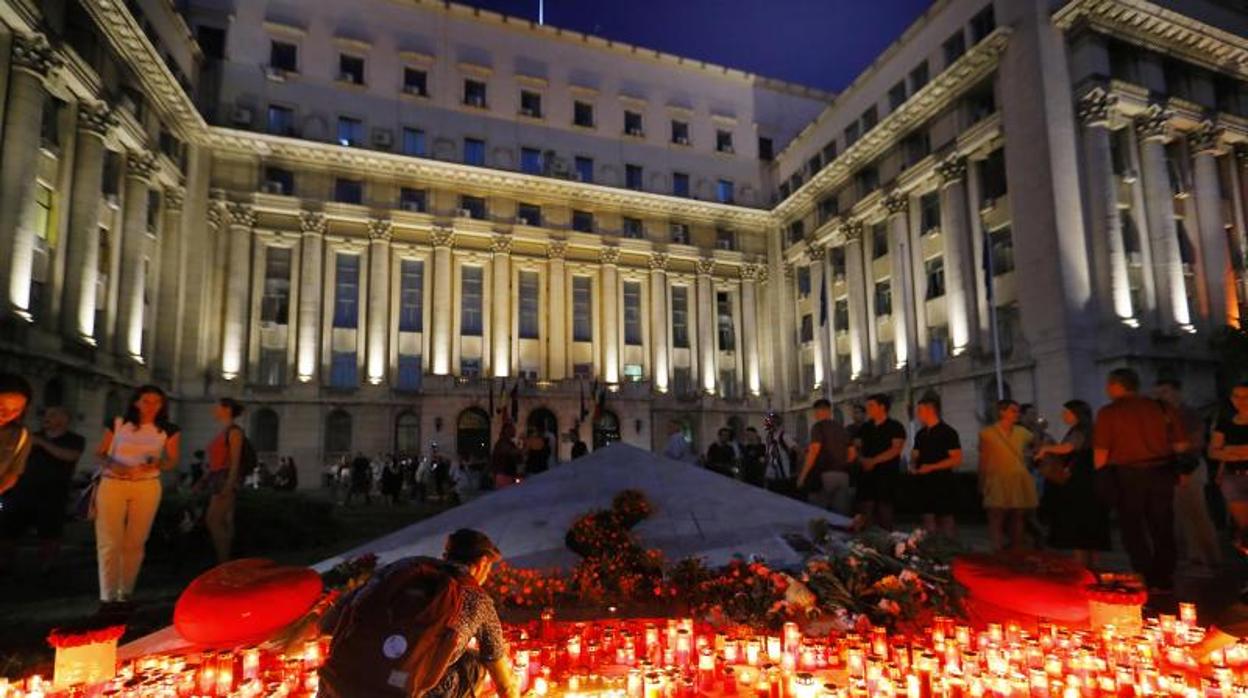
{"left": 321, "top": 529, "right": 520, "bottom": 698}
{"left": 204, "top": 398, "right": 251, "bottom": 564}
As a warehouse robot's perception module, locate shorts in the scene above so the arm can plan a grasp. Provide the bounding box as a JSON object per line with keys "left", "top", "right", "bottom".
{"left": 912, "top": 470, "right": 956, "bottom": 516}
{"left": 856, "top": 461, "right": 900, "bottom": 505}
{"left": 0, "top": 494, "right": 66, "bottom": 540}
{"left": 1221, "top": 471, "right": 1248, "bottom": 503}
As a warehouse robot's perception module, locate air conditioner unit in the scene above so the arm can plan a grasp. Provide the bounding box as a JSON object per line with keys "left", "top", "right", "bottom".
{"left": 400, "top": 201, "right": 424, "bottom": 212}
{"left": 403, "top": 84, "right": 426, "bottom": 96}
{"left": 675, "top": 136, "right": 690, "bottom": 146}
{"left": 373, "top": 129, "right": 394, "bottom": 148}
{"left": 338, "top": 72, "right": 358, "bottom": 83}
{"left": 1121, "top": 169, "right": 1139, "bottom": 184}
{"left": 520, "top": 107, "right": 538, "bottom": 117}
{"left": 720, "top": 145, "right": 735, "bottom": 154}
{"left": 457, "top": 208, "right": 473, "bottom": 218}
{"left": 260, "top": 181, "right": 285, "bottom": 195}
{"left": 626, "top": 127, "right": 644, "bottom": 137}
{"left": 232, "top": 106, "right": 254, "bottom": 126}
{"left": 264, "top": 65, "right": 287, "bottom": 82}
{"left": 518, "top": 216, "right": 534, "bottom": 226}
{"left": 466, "top": 95, "right": 485, "bottom": 107}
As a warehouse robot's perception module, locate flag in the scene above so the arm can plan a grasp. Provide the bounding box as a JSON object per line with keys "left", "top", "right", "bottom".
{"left": 509, "top": 381, "right": 520, "bottom": 423}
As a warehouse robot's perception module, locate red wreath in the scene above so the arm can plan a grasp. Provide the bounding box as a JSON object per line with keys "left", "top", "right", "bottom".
{"left": 47, "top": 625, "right": 126, "bottom": 649}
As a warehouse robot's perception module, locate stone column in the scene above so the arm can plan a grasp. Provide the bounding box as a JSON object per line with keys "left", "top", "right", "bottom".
{"left": 546, "top": 240, "right": 567, "bottom": 380}
{"left": 1190, "top": 123, "right": 1230, "bottom": 328}
{"left": 695, "top": 258, "right": 717, "bottom": 394}
{"left": 1136, "top": 106, "right": 1191, "bottom": 331}
{"left": 296, "top": 212, "right": 326, "bottom": 382}
{"left": 740, "top": 264, "right": 762, "bottom": 397}
{"left": 62, "top": 101, "right": 115, "bottom": 342}
{"left": 884, "top": 192, "right": 914, "bottom": 369}
{"left": 116, "top": 151, "right": 156, "bottom": 361}
{"left": 366, "top": 218, "right": 392, "bottom": 384}
{"left": 907, "top": 205, "right": 929, "bottom": 362}
{"left": 648, "top": 252, "right": 670, "bottom": 393}
{"left": 806, "top": 243, "right": 830, "bottom": 390}
{"left": 220, "top": 203, "right": 256, "bottom": 379}
{"left": 600, "top": 246, "right": 621, "bottom": 384}
{"left": 153, "top": 186, "right": 185, "bottom": 380}
{"left": 842, "top": 221, "right": 869, "bottom": 378}
{"left": 936, "top": 157, "right": 974, "bottom": 355}
{"left": 490, "top": 234, "right": 512, "bottom": 377}
{"left": 1077, "top": 88, "right": 1134, "bottom": 324}
{"left": 430, "top": 226, "right": 455, "bottom": 375}
{"left": 0, "top": 34, "right": 59, "bottom": 320}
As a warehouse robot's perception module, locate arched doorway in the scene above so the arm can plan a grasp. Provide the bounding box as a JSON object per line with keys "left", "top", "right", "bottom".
{"left": 456, "top": 407, "right": 490, "bottom": 465}
{"left": 593, "top": 410, "right": 620, "bottom": 450}
{"left": 251, "top": 407, "right": 280, "bottom": 457}
{"left": 395, "top": 410, "right": 420, "bottom": 455}
{"left": 325, "top": 409, "right": 352, "bottom": 460}
{"left": 526, "top": 407, "right": 558, "bottom": 438}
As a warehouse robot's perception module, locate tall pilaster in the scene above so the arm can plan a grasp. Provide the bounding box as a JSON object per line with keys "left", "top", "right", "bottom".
{"left": 1136, "top": 106, "right": 1191, "bottom": 331}
{"left": 695, "top": 257, "right": 717, "bottom": 394}
{"left": 936, "top": 157, "right": 974, "bottom": 355}
{"left": 649, "top": 252, "right": 670, "bottom": 393}
{"left": 296, "top": 212, "right": 326, "bottom": 382}
{"left": 430, "top": 226, "right": 455, "bottom": 375}
{"left": 842, "top": 221, "right": 869, "bottom": 379}
{"left": 1190, "top": 123, "right": 1230, "bottom": 328}
{"left": 491, "top": 234, "right": 512, "bottom": 377}
{"left": 740, "top": 264, "right": 762, "bottom": 397}
{"left": 63, "top": 101, "right": 116, "bottom": 342}
{"left": 546, "top": 240, "right": 567, "bottom": 380}
{"left": 153, "top": 186, "right": 185, "bottom": 381}
{"left": 884, "top": 192, "right": 914, "bottom": 369}
{"left": 806, "top": 243, "right": 830, "bottom": 390}
{"left": 600, "top": 246, "right": 621, "bottom": 384}
{"left": 116, "top": 151, "right": 157, "bottom": 361}
{"left": 1078, "top": 88, "right": 1134, "bottom": 324}
{"left": 366, "top": 218, "right": 392, "bottom": 384}
{"left": 220, "top": 203, "right": 256, "bottom": 379}
{"left": 0, "top": 34, "right": 59, "bottom": 320}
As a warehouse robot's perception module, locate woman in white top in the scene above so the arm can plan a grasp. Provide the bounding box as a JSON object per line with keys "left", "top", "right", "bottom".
{"left": 95, "top": 385, "right": 180, "bottom": 607}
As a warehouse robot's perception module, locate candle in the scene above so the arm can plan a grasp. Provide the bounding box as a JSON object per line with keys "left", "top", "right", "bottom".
{"left": 768, "top": 636, "right": 783, "bottom": 664}
{"left": 747, "top": 640, "right": 762, "bottom": 667}
{"left": 793, "top": 672, "right": 817, "bottom": 698}
{"left": 242, "top": 648, "right": 261, "bottom": 682}
{"left": 676, "top": 630, "right": 692, "bottom": 667}
{"left": 627, "top": 669, "right": 643, "bottom": 698}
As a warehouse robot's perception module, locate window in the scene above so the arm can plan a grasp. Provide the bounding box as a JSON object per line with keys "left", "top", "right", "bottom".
{"left": 671, "top": 120, "right": 690, "bottom": 145}
{"left": 460, "top": 266, "right": 483, "bottom": 336}
{"left": 330, "top": 352, "right": 357, "bottom": 388}
{"left": 267, "top": 105, "right": 294, "bottom": 135}
{"left": 989, "top": 226, "right": 1015, "bottom": 275}
{"left": 518, "top": 271, "right": 540, "bottom": 339}
{"left": 673, "top": 172, "right": 690, "bottom": 198}
{"left": 822, "top": 140, "right": 838, "bottom": 164}
{"left": 263, "top": 166, "right": 294, "bottom": 196}
{"left": 787, "top": 220, "right": 805, "bottom": 245}
{"left": 716, "top": 129, "right": 734, "bottom": 153}
{"left": 789, "top": 172, "right": 804, "bottom": 193}
{"left": 399, "top": 187, "right": 427, "bottom": 213}
{"left": 574, "top": 156, "right": 594, "bottom": 183}
{"left": 520, "top": 90, "right": 542, "bottom": 117}
{"left": 715, "top": 228, "right": 736, "bottom": 251}
{"left": 844, "top": 121, "right": 860, "bottom": 147}
{"left": 260, "top": 247, "right": 292, "bottom": 324}
{"left": 521, "top": 147, "right": 543, "bottom": 175}
{"left": 860, "top": 105, "right": 878, "bottom": 133}
{"left": 856, "top": 165, "right": 879, "bottom": 197}
{"left": 572, "top": 210, "right": 594, "bottom": 233}
{"left": 333, "top": 254, "right": 359, "bottom": 328}
{"left": 819, "top": 196, "right": 839, "bottom": 224}
{"left": 625, "top": 164, "right": 643, "bottom": 190}
{"left": 920, "top": 192, "right": 941, "bottom": 233}
{"left": 779, "top": 182, "right": 791, "bottom": 200}
{"left": 671, "top": 287, "right": 690, "bottom": 348}
{"left": 397, "top": 355, "right": 422, "bottom": 392}
{"left": 338, "top": 54, "right": 365, "bottom": 84}
{"left": 928, "top": 325, "right": 950, "bottom": 365}
{"left": 758, "top": 137, "right": 774, "bottom": 161}
{"left": 965, "top": 82, "right": 996, "bottom": 125}
{"left": 910, "top": 61, "right": 930, "bottom": 92}
{"left": 624, "top": 282, "right": 643, "bottom": 345}
{"left": 716, "top": 292, "right": 735, "bottom": 351}
{"left": 463, "top": 138, "right": 485, "bottom": 166}
{"left": 334, "top": 178, "right": 363, "bottom": 204}
{"left": 517, "top": 203, "right": 542, "bottom": 227}
{"left": 622, "top": 217, "right": 643, "bottom": 239}
{"left": 623, "top": 364, "right": 643, "bottom": 383}
{"left": 902, "top": 130, "right": 930, "bottom": 168}
{"left": 800, "top": 314, "right": 814, "bottom": 343}
{"left": 464, "top": 79, "right": 487, "bottom": 107}
{"left": 874, "top": 280, "right": 892, "bottom": 317}
{"left": 573, "top": 362, "right": 593, "bottom": 379}
{"left": 807, "top": 154, "right": 823, "bottom": 177}
{"left": 943, "top": 31, "right": 966, "bottom": 67}
{"left": 970, "top": 5, "right": 996, "bottom": 44}
{"left": 797, "top": 266, "right": 811, "bottom": 297}
{"left": 402, "top": 67, "right": 427, "bottom": 96}
{"left": 670, "top": 222, "right": 691, "bottom": 245}
{"left": 270, "top": 40, "right": 297, "bottom": 72}
{"left": 834, "top": 299, "right": 849, "bottom": 332}
{"left": 459, "top": 195, "right": 486, "bottom": 220}
{"left": 398, "top": 260, "right": 424, "bottom": 332}
{"left": 979, "top": 148, "right": 1007, "bottom": 203}
{"left": 572, "top": 276, "right": 592, "bottom": 341}
{"left": 401, "top": 127, "right": 426, "bottom": 156}
{"left": 337, "top": 116, "right": 363, "bottom": 146}
{"left": 258, "top": 348, "right": 285, "bottom": 386}
{"left": 925, "top": 257, "right": 946, "bottom": 299}
{"left": 716, "top": 179, "right": 734, "bottom": 204}
{"left": 624, "top": 110, "right": 644, "bottom": 136}
{"left": 888, "top": 80, "right": 907, "bottom": 110}
{"left": 830, "top": 247, "right": 846, "bottom": 279}
{"left": 573, "top": 100, "right": 595, "bottom": 128}
{"left": 459, "top": 357, "right": 481, "bottom": 378}
{"left": 872, "top": 223, "right": 888, "bottom": 259}
{"left": 1163, "top": 58, "right": 1192, "bottom": 99}
{"left": 720, "top": 370, "right": 739, "bottom": 400}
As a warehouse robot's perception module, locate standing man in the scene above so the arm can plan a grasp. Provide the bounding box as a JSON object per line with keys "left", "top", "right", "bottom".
{"left": 705, "top": 428, "right": 737, "bottom": 477}
{"left": 347, "top": 451, "right": 373, "bottom": 506}
{"left": 855, "top": 394, "right": 906, "bottom": 530}
{"left": 0, "top": 406, "right": 85, "bottom": 575}
{"left": 797, "top": 399, "right": 855, "bottom": 515}
{"left": 1155, "top": 378, "right": 1220, "bottom": 572}
{"left": 1094, "top": 368, "right": 1190, "bottom": 596}
{"left": 910, "top": 396, "right": 962, "bottom": 537}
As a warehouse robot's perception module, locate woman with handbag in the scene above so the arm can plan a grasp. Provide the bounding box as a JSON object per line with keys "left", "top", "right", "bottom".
{"left": 978, "top": 399, "right": 1036, "bottom": 551}
{"left": 94, "top": 385, "right": 180, "bottom": 610}
{"left": 1035, "top": 400, "right": 1110, "bottom": 568}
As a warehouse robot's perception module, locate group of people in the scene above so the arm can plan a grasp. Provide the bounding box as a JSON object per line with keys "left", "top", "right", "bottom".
{"left": 328, "top": 448, "right": 459, "bottom": 505}
{"left": 489, "top": 423, "right": 590, "bottom": 490}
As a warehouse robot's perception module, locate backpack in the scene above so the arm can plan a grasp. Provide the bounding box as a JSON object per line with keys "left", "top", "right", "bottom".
{"left": 321, "top": 557, "right": 472, "bottom": 698}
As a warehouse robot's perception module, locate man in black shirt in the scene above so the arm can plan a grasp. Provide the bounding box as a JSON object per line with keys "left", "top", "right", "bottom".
{"left": 910, "top": 396, "right": 962, "bottom": 537}
{"left": 854, "top": 393, "right": 906, "bottom": 530}
{"left": 0, "top": 406, "right": 85, "bottom": 575}
{"left": 705, "top": 428, "right": 737, "bottom": 477}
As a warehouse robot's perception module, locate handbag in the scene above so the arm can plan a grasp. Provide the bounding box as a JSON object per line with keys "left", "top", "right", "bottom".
{"left": 1038, "top": 453, "right": 1072, "bottom": 485}
{"left": 76, "top": 417, "right": 121, "bottom": 521}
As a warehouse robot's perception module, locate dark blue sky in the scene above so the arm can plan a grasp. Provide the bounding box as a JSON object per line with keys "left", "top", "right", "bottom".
{"left": 458, "top": 0, "right": 935, "bottom": 93}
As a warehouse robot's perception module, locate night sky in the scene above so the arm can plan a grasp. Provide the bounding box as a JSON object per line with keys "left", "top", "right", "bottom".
{"left": 457, "top": 0, "right": 935, "bottom": 93}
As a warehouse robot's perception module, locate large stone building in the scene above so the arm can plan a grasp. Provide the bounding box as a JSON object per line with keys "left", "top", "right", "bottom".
{"left": 0, "top": 0, "right": 1245, "bottom": 484}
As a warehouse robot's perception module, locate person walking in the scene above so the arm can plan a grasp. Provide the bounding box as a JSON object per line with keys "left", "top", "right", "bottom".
{"left": 94, "top": 385, "right": 181, "bottom": 609}
{"left": 0, "top": 373, "right": 33, "bottom": 496}
{"left": 1156, "top": 378, "right": 1221, "bottom": 571}
{"left": 910, "top": 396, "right": 962, "bottom": 538}
{"left": 978, "top": 399, "right": 1037, "bottom": 551}
{"left": 797, "top": 399, "right": 855, "bottom": 515}
{"left": 1210, "top": 381, "right": 1248, "bottom": 555}
{"left": 1093, "top": 367, "right": 1189, "bottom": 595}
{"left": 491, "top": 423, "right": 523, "bottom": 490}
{"left": 740, "top": 427, "right": 767, "bottom": 488}
{"left": 204, "top": 398, "right": 246, "bottom": 565}
{"left": 1035, "top": 400, "right": 1110, "bottom": 569}
{"left": 347, "top": 451, "right": 372, "bottom": 506}
{"left": 0, "top": 406, "right": 85, "bottom": 575}
{"left": 855, "top": 394, "right": 906, "bottom": 530}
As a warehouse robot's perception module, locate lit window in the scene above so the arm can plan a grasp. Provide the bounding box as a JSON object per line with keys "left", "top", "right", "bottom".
{"left": 572, "top": 276, "right": 592, "bottom": 342}
{"left": 332, "top": 254, "right": 359, "bottom": 328}
{"left": 671, "top": 287, "right": 690, "bottom": 348}
{"left": 518, "top": 271, "right": 540, "bottom": 339}
{"left": 460, "top": 266, "right": 483, "bottom": 336}
{"left": 716, "top": 291, "right": 735, "bottom": 351}
{"left": 399, "top": 260, "right": 424, "bottom": 332}
{"left": 624, "top": 282, "right": 643, "bottom": 346}
{"left": 260, "top": 247, "right": 291, "bottom": 325}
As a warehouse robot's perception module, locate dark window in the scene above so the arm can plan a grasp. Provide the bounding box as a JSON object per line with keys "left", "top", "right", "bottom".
{"left": 464, "top": 79, "right": 487, "bottom": 107}
{"left": 334, "top": 178, "right": 363, "bottom": 204}
{"left": 339, "top": 54, "right": 364, "bottom": 84}
{"left": 715, "top": 228, "right": 736, "bottom": 251}
{"left": 575, "top": 156, "right": 594, "bottom": 183}
{"left": 460, "top": 358, "right": 482, "bottom": 378}
{"left": 399, "top": 260, "right": 424, "bottom": 332}
{"left": 807, "top": 154, "right": 823, "bottom": 176}
{"left": 333, "top": 254, "right": 359, "bottom": 328}
{"left": 856, "top": 165, "right": 879, "bottom": 197}
{"left": 459, "top": 195, "right": 486, "bottom": 220}
{"left": 872, "top": 223, "right": 889, "bottom": 259}
{"left": 673, "top": 172, "right": 691, "bottom": 197}
{"left": 797, "top": 266, "right": 811, "bottom": 297}
{"left": 943, "top": 31, "right": 966, "bottom": 67}
{"left": 789, "top": 172, "right": 804, "bottom": 193}
{"left": 779, "top": 182, "right": 791, "bottom": 200}
{"left": 819, "top": 196, "right": 839, "bottom": 223}
{"left": 716, "top": 291, "right": 735, "bottom": 351}
{"left": 520, "top": 90, "right": 542, "bottom": 117}
{"left": 572, "top": 276, "right": 593, "bottom": 341}
{"left": 521, "top": 147, "right": 543, "bottom": 175}
{"left": 267, "top": 105, "right": 294, "bottom": 135}
{"left": 460, "top": 266, "right": 483, "bottom": 335}
{"left": 399, "top": 187, "right": 426, "bottom": 212}
{"left": 910, "top": 61, "right": 930, "bottom": 92}
{"left": 263, "top": 166, "right": 294, "bottom": 195}
{"left": 844, "top": 121, "right": 860, "bottom": 147}
{"left": 574, "top": 100, "right": 595, "bottom": 127}
{"left": 518, "top": 271, "right": 540, "bottom": 339}
{"left": 822, "top": 140, "right": 838, "bottom": 163}
{"left": 671, "top": 222, "right": 691, "bottom": 245}
{"left": 758, "top": 137, "right": 774, "bottom": 161}
{"left": 1108, "top": 40, "right": 1140, "bottom": 83}
{"left": 800, "top": 314, "right": 814, "bottom": 343}
{"left": 572, "top": 210, "right": 594, "bottom": 233}
{"left": 403, "top": 68, "right": 427, "bottom": 96}
{"left": 330, "top": 353, "right": 357, "bottom": 388}
{"left": 624, "top": 110, "right": 643, "bottom": 136}
{"left": 517, "top": 203, "right": 542, "bottom": 227}
{"left": 622, "top": 217, "right": 643, "bottom": 239}
{"left": 716, "top": 179, "right": 734, "bottom": 204}
{"left": 979, "top": 148, "right": 1007, "bottom": 203}
{"left": 965, "top": 82, "right": 996, "bottom": 125}
{"left": 925, "top": 257, "right": 946, "bottom": 299}
{"left": 1162, "top": 58, "right": 1190, "bottom": 99}
{"left": 970, "top": 5, "right": 996, "bottom": 43}
{"left": 464, "top": 138, "right": 486, "bottom": 166}
{"left": 337, "top": 116, "right": 363, "bottom": 146}
{"left": 920, "top": 192, "right": 941, "bottom": 232}
{"left": 788, "top": 220, "right": 805, "bottom": 245}
{"left": 860, "top": 105, "right": 878, "bottom": 133}
{"left": 989, "top": 226, "right": 1015, "bottom": 275}
{"left": 888, "top": 80, "right": 907, "bottom": 110}
{"left": 716, "top": 129, "right": 734, "bottom": 153}
{"left": 671, "top": 286, "right": 690, "bottom": 348}
{"left": 902, "top": 130, "right": 930, "bottom": 168}
{"left": 624, "top": 282, "right": 643, "bottom": 346}
{"left": 397, "top": 356, "right": 422, "bottom": 392}
{"left": 834, "top": 299, "right": 849, "bottom": 332}
{"left": 830, "top": 247, "right": 846, "bottom": 279}
{"left": 270, "top": 40, "right": 297, "bottom": 72}
{"left": 626, "top": 164, "right": 643, "bottom": 190}
{"left": 874, "top": 280, "right": 892, "bottom": 316}
{"left": 260, "top": 247, "right": 292, "bottom": 325}
{"left": 402, "top": 127, "right": 425, "bottom": 156}
{"left": 671, "top": 120, "right": 690, "bottom": 145}
{"left": 197, "top": 26, "right": 225, "bottom": 60}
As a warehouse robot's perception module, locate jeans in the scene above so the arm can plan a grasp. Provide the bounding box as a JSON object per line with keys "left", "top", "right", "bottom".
{"left": 1114, "top": 465, "right": 1177, "bottom": 589}
{"left": 95, "top": 477, "right": 162, "bottom": 601}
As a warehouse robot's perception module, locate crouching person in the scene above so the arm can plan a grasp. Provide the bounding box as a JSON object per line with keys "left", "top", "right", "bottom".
{"left": 320, "top": 529, "right": 519, "bottom": 698}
